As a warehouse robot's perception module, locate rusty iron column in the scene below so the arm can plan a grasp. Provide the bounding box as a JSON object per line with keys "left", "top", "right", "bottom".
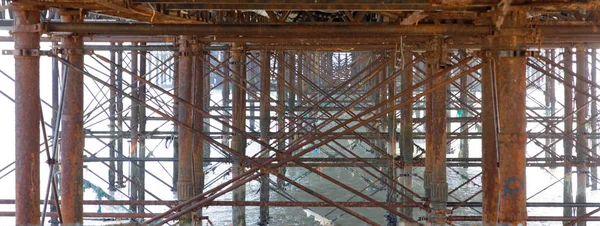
{"left": 276, "top": 51, "right": 287, "bottom": 190}
{"left": 545, "top": 49, "right": 557, "bottom": 166}
{"left": 287, "top": 53, "right": 296, "bottom": 143}
{"left": 108, "top": 43, "right": 117, "bottom": 191}
{"left": 592, "top": 48, "right": 598, "bottom": 191}
{"left": 138, "top": 43, "right": 147, "bottom": 213}
{"left": 129, "top": 42, "right": 140, "bottom": 215}
{"left": 258, "top": 49, "right": 271, "bottom": 226}
{"left": 172, "top": 52, "right": 179, "bottom": 191}
{"left": 13, "top": 5, "right": 41, "bottom": 225}
{"left": 116, "top": 42, "right": 125, "bottom": 188}
{"left": 222, "top": 48, "right": 231, "bottom": 147}
{"left": 231, "top": 42, "right": 247, "bottom": 226}
{"left": 480, "top": 36, "right": 499, "bottom": 225}
{"left": 203, "top": 51, "right": 211, "bottom": 165}
{"left": 59, "top": 10, "right": 85, "bottom": 224}
{"left": 495, "top": 18, "right": 528, "bottom": 224}
{"left": 384, "top": 51, "right": 398, "bottom": 226}
{"left": 458, "top": 50, "right": 470, "bottom": 166}
{"left": 575, "top": 44, "right": 588, "bottom": 224}
{"left": 400, "top": 49, "right": 414, "bottom": 220}
{"left": 429, "top": 37, "right": 448, "bottom": 225}
{"left": 177, "top": 35, "right": 194, "bottom": 224}
{"left": 192, "top": 41, "right": 206, "bottom": 224}
{"left": 564, "top": 47, "right": 574, "bottom": 219}
{"left": 424, "top": 47, "right": 435, "bottom": 199}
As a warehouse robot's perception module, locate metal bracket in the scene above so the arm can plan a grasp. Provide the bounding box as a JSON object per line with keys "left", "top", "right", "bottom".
{"left": 2, "top": 49, "right": 46, "bottom": 56}
{"left": 10, "top": 23, "right": 46, "bottom": 34}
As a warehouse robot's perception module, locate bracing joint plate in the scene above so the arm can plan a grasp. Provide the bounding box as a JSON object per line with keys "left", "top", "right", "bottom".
{"left": 2, "top": 49, "right": 43, "bottom": 56}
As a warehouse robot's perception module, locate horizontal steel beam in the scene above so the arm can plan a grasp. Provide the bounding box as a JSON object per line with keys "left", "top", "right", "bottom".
{"left": 44, "top": 22, "right": 491, "bottom": 36}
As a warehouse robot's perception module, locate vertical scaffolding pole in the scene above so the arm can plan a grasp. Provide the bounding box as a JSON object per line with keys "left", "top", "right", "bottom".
{"left": 564, "top": 47, "right": 574, "bottom": 219}
{"left": 223, "top": 49, "right": 231, "bottom": 147}
{"left": 59, "top": 10, "right": 84, "bottom": 224}
{"left": 481, "top": 37, "right": 499, "bottom": 224}
{"left": 231, "top": 42, "right": 247, "bottom": 226}
{"left": 575, "top": 44, "right": 588, "bottom": 225}
{"left": 129, "top": 42, "right": 140, "bottom": 215}
{"left": 424, "top": 48, "right": 434, "bottom": 199}
{"left": 400, "top": 49, "right": 414, "bottom": 220}
{"left": 276, "top": 51, "right": 287, "bottom": 189}
{"left": 138, "top": 43, "right": 147, "bottom": 213}
{"left": 385, "top": 51, "right": 398, "bottom": 226}
{"left": 108, "top": 42, "right": 117, "bottom": 191}
{"left": 496, "top": 33, "right": 528, "bottom": 225}
{"left": 203, "top": 50, "right": 211, "bottom": 165}
{"left": 429, "top": 37, "right": 448, "bottom": 225}
{"left": 117, "top": 42, "right": 125, "bottom": 188}
{"left": 545, "top": 49, "right": 557, "bottom": 166}
{"left": 458, "top": 50, "right": 470, "bottom": 165}
{"left": 258, "top": 49, "right": 271, "bottom": 226}
{"left": 287, "top": 53, "right": 296, "bottom": 143}
{"left": 13, "top": 6, "right": 41, "bottom": 225}
{"left": 172, "top": 52, "right": 180, "bottom": 191}
{"left": 192, "top": 41, "right": 205, "bottom": 224}
{"left": 177, "top": 35, "right": 194, "bottom": 224}
{"left": 592, "top": 48, "right": 598, "bottom": 191}
{"left": 50, "top": 40, "right": 60, "bottom": 226}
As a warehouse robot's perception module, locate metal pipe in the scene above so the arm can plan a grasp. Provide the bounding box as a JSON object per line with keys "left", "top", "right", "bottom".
{"left": 564, "top": 47, "right": 575, "bottom": 219}
{"left": 258, "top": 49, "right": 271, "bottom": 226}
{"left": 480, "top": 37, "right": 499, "bottom": 225}
{"left": 191, "top": 41, "right": 205, "bottom": 224}
{"left": 575, "top": 44, "right": 588, "bottom": 224}
{"left": 231, "top": 42, "right": 247, "bottom": 226}
{"left": 129, "top": 42, "right": 140, "bottom": 215}
{"left": 177, "top": 35, "right": 194, "bottom": 224}
{"left": 59, "top": 11, "right": 84, "bottom": 224}
{"left": 429, "top": 37, "right": 448, "bottom": 224}
{"left": 13, "top": 7, "right": 41, "bottom": 225}
{"left": 496, "top": 44, "right": 528, "bottom": 225}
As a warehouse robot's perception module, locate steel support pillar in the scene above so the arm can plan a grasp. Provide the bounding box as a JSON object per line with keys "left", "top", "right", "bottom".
{"left": 575, "top": 44, "right": 588, "bottom": 225}
{"left": 13, "top": 6, "right": 41, "bottom": 225}
{"left": 59, "top": 10, "right": 84, "bottom": 224}
{"left": 495, "top": 24, "right": 528, "bottom": 224}
{"left": 276, "top": 51, "right": 287, "bottom": 190}
{"left": 545, "top": 49, "right": 557, "bottom": 166}
{"left": 564, "top": 47, "right": 575, "bottom": 219}
{"left": 231, "top": 42, "right": 247, "bottom": 226}
{"left": 458, "top": 50, "right": 469, "bottom": 166}
{"left": 116, "top": 42, "right": 125, "bottom": 188}
{"left": 172, "top": 52, "right": 179, "bottom": 191}
{"left": 258, "top": 49, "right": 271, "bottom": 226}
{"left": 129, "top": 42, "right": 140, "bottom": 215}
{"left": 138, "top": 43, "right": 147, "bottom": 214}
{"left": 385, "top": 51, "right": 398, "bottom": 226}
{"left": 592, "top": 48, "right": 598, "bottom": 191}
{"left": 222, "top": 49, "right": 231, "bottom": 147}
{"left": 108, "top": 43, "right": 117, "bottom": 191}
{"left": 192, "top": 41, "right": 205, "bottom": 224}
{"left": 400, "top": 49, "right": 414, "bottom": 220}
{"left": 428, "top": 37, "right": 448, "bottom": 225}
{"left": 177, "top": 35, "right": 194, "bottom": 224}
{"left": 481, "top": 37, "right": 499, "bottom": 225}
